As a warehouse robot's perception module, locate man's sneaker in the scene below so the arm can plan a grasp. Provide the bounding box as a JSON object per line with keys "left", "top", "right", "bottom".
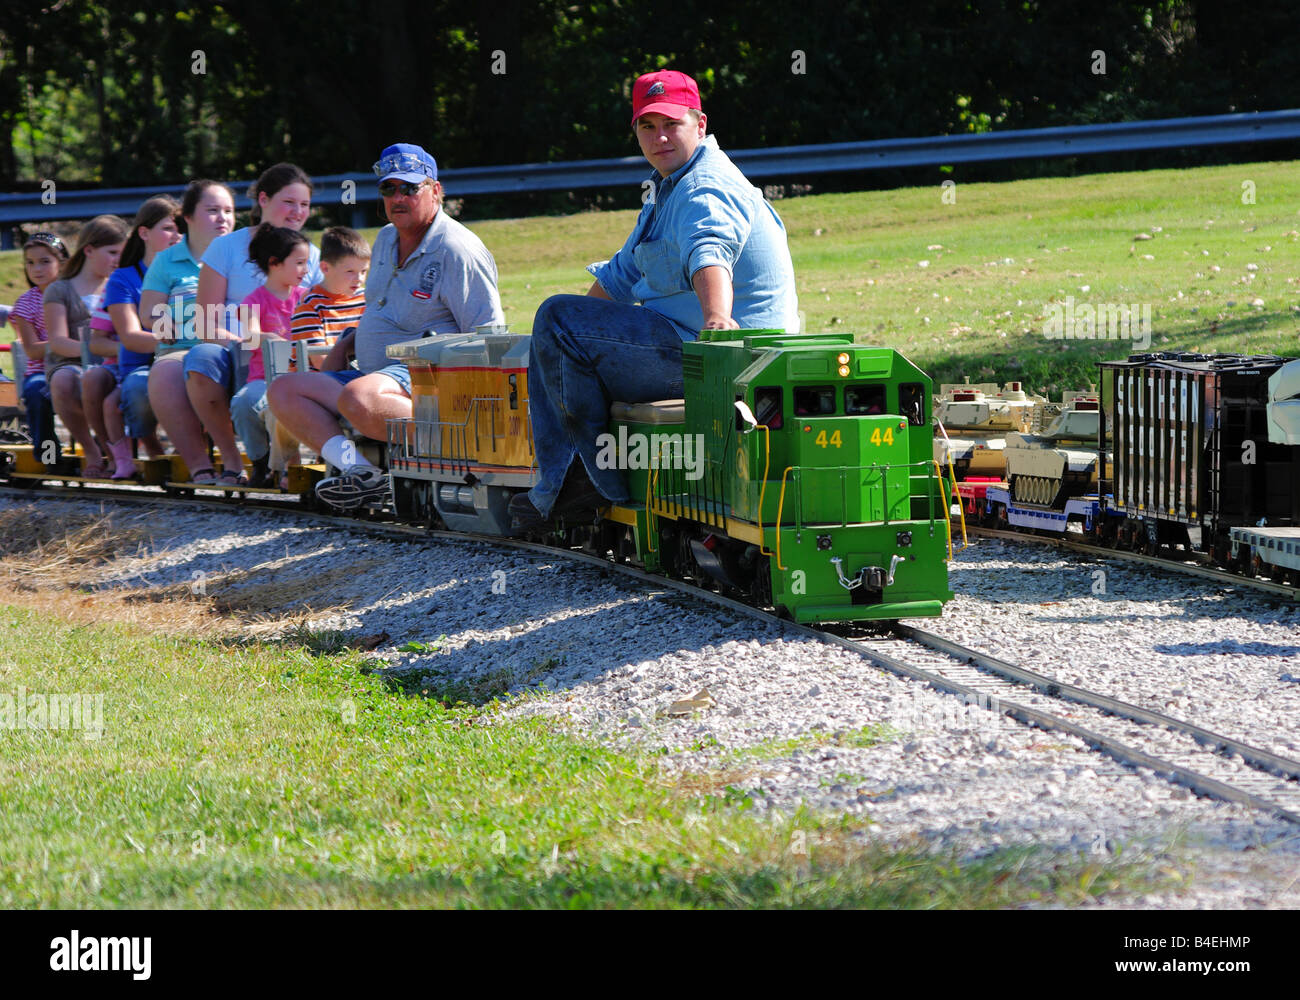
{"left": 315, "top": 464, "right": 390, "bottom": 510}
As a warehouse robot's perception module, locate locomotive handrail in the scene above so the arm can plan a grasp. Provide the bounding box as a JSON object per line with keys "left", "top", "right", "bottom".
{"left": 776, "top": 466, "right": 795, "bottom": 571}
{"left": 757, "top": 424, "right": 774, "bottom": 559}
{"left": 934, "top": 460, "right": 954, "bottom": 560}
{"left": 466, "top": 396, "right": 502, "bottom": 454}
{"left": 646, "top": 462, "right": 657, "bottom": 553}
{"left": 938, "top": 457, "right": 966, "bottom": 552}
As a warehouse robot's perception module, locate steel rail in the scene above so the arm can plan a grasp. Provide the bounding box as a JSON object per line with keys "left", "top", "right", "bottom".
{"left": 967, "top": 525, "right": 1300, "bottom": 601}
{"left": 896, "top": 622, "right": 1300, "bottom": 782}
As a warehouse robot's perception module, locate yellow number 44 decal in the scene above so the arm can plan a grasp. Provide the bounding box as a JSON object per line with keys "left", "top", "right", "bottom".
{"left": 814, "top": 429, "right": 843, "bottom": 448}
{"left": 869, "top": 427, "right": 894, "bottom": 447}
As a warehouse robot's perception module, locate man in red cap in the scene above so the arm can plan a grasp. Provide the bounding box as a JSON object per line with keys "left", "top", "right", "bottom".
{"left": 511, "top": 69, "right": 798, "bottom": 528}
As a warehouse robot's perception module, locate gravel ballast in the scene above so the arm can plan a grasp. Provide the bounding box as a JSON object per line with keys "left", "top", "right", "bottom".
{"left": 8, "top": 495, "right": 1300, "bottom": 908}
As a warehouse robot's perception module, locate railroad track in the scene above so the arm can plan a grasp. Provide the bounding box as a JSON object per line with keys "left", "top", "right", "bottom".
{"left": 7, "top": 482, "right": 1300, "bottom": 827}
{"left": 964, "top": 524, "right": 1300, "bottom": 602}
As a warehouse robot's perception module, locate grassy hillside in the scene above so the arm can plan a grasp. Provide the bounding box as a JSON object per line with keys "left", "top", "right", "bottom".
{"left": 4, "top": 159, "right": 1297, "bottom": 392}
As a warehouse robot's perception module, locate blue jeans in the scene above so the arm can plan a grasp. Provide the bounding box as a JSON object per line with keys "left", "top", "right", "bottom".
{"left": 21, "top": 371, "right": 54, "bottom": 453}
{"left": 526, "top": 294, "right": 692, "bottom": 517}
{"left": 118, "top": 366, "right": 156, "bottom": 438}
{"left": 231, "top": 379, "right": 268, "bottom": 461}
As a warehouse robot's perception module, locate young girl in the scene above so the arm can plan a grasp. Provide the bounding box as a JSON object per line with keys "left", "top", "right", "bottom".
{"left": 127, "top": 180, "right": 235, "bottom": 483}
{"left": 42, "top": 216, "right": 128, "bottom": 476}
{"left": 186, "top": 224, "right": 309, "bottom": 485}
{"left": 183, "top": 163, "right": 321, "bottom": 483}
{"left": 10, "top": 233, "right": 71, "bottom": 458}
{"left": 89, "top": 196, "right": 181, "bottom": 479}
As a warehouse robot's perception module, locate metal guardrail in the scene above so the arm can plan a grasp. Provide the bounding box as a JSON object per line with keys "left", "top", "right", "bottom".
{"left": 3, "top": 108, "right": 1299, "bottom": 248}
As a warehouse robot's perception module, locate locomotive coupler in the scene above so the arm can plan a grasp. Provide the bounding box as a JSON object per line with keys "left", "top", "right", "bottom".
{"left": 831, "top": 554, "right": 904, "bottom": 591}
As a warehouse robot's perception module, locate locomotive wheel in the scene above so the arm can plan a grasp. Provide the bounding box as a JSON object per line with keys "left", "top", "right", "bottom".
{"left": 423, "top": 488, "right": 440, "bottom": 531}
{"left": 658, "top": 526, "right": 680, "bottom": 576}
{"left": 675, "top": 528, "right": 696, "bottom": 582}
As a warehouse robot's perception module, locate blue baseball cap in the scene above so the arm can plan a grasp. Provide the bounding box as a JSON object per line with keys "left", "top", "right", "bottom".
{"left": 373, "top": 143, "right": 438, "bottom": 184}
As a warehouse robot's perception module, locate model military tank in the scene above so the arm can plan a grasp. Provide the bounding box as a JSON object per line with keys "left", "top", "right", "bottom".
{"left": 933, "top": 379, "right": 1049, "bottom": 478}
{"left": 1003, "top": 389, "right": 1109, "bottom": 507}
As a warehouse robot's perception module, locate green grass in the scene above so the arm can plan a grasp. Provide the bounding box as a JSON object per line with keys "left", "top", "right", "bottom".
{"left": 5, "top": 159, "right": 1296, "bottom": 391}
{"left": 0, "top": 606, "right": 1170, "bottom": 908}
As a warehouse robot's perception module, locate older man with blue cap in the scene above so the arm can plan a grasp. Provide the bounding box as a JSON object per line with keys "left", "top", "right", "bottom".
{"left": 270, "top": 142, "right": 505, "bottom": 509}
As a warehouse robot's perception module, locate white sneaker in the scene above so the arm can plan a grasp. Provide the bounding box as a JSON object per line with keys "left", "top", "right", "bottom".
{"left": 315, "top": 464, "right": 390, "bottom": 510}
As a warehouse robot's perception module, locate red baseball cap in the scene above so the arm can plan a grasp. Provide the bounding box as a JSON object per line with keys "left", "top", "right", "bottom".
{"left": 631, "top": 70, "right": 701, "bottom": 125}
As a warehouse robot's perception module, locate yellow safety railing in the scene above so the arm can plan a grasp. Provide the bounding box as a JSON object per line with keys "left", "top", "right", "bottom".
{"left": 756, "top": 425, "right": 774, "bottom": 558}
{"left": 934, "top": 420, "right": 968, "bottom": 553}
{"left": 944, "top": 455, "right": 967, "bottom": 549}
{"left": 646, "top": 461, "right": 657, "bottom": 553}
{"left": 932, "top": 461, "right": 953, "bottom": 559}
{"left": 775, "top": 466, "right": 795, "bottom": 571}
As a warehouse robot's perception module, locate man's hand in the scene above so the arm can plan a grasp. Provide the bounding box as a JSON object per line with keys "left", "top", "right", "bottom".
{"left": 692, "top": 265, "right": 739, "bottom": 330}
{"left": 319, "top": 327, "right": 356, "bottom": 372}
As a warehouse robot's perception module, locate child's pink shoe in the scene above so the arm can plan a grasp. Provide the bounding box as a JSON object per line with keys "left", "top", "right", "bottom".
{"left": 108, "top": 438, "right": 137, "bottom": 480}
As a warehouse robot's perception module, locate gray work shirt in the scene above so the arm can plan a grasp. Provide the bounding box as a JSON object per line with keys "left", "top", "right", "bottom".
{"left": 356, "top": 209, "right": 505, "bottom": 372}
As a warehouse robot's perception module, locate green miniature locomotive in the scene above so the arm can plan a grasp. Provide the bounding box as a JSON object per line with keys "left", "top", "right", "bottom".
{"left": 603, "top": 331, "right": 954, "bottom": 621}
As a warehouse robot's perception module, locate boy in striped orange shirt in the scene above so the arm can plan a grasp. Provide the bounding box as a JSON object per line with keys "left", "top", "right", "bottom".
{"left": 290, "top": 226, "right": 370, "bottom": 363}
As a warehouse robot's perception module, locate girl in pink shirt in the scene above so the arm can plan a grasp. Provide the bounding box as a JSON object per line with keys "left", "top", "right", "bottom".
{"left": 236, "top": 225, "right": 308, "bottom": 486}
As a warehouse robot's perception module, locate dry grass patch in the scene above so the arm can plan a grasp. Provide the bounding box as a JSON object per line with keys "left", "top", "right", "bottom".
{"left": 0, "top": 505, "right": 150, "bottom": 574}
{"left": 0, "top": 504, "right": 352, "bottom": 639}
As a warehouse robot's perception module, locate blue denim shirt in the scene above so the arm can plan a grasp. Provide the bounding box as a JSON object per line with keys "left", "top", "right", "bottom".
{"left": 588, "top": 136, "right": 799, "bottom": 339}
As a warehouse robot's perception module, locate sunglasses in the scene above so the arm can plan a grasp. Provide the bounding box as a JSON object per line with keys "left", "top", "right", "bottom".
{"left": 378, "top": 180, "right": 427, "bottom": 198}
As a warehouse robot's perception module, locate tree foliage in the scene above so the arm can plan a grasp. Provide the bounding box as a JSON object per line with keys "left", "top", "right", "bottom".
{"left": 0, "top": 0, "right": 1294, "bottom": 189}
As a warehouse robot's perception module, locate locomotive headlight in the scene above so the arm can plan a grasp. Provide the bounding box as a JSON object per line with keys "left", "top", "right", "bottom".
{"left": 837, "top": 364, "right": 850, "bottom": 377}
{"left": 836, "top": 352, "right": 850, "bottom": 365}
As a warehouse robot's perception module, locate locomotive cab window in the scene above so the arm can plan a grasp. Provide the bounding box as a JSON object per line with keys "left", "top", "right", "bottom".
{"left": 794, "top": 386, "right": 836, "bottom": 416}
{"left": 900, "top": 382, "right": 926, "bottom": 425}
{"left": 845, "top": 385, "right": 886, "bottom": 415}
{"left": 752, "top": 386, "right": 783, "bottom": 430}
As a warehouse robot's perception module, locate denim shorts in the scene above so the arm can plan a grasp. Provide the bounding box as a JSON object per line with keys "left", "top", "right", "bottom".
{"left": 325, "top": 363, "right": 410, "bottom": 396}
{"left": 182, "top": 342, "right": 234, "bottom": 392}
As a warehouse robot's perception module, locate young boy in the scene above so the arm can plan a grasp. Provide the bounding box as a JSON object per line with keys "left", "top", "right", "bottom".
{"left": 290, "top": 226, "right": 370, "bottom": 369}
